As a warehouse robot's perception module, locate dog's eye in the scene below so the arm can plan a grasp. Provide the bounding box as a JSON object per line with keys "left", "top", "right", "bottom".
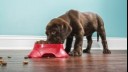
{"left": 51, "top": 31, "right": 56, "bottom": 35}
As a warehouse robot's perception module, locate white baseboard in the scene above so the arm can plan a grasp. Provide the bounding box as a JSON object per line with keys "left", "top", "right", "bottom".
{"left": 0, "top": 35, "right": 127, "bottom": 50}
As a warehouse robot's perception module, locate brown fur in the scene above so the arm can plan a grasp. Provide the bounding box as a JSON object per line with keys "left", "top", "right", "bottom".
{"left": 46, "top": 10, "right": 111, "bottom": 56}
{"left": 35, "top": 40, "right": 48, "bottom": 44}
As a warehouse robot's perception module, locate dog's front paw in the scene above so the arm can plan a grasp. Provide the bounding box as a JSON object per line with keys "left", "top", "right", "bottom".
{"left": 103, "top": 49, "right": 111, "bottom": 54}
{"left": 69, "top": 49, "right": 82, "bottom": 56}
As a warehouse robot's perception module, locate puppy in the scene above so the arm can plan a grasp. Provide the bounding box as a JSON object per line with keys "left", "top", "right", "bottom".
{"left": 46, "top": 10, "right": 111, "bottom": 56}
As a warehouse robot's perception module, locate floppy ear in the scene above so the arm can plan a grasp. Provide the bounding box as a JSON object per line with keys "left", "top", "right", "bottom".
{"left": 59, "top": 19, "right": 72, "bottom": 38}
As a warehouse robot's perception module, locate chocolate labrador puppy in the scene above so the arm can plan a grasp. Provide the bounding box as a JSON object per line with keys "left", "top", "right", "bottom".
{"left": 46, "top": 10, "right": 111, "bottom": 56}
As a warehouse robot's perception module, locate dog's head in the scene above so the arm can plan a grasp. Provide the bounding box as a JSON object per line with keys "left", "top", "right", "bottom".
{"left": 46, "top": 18, "right": 72, "bottom": 44}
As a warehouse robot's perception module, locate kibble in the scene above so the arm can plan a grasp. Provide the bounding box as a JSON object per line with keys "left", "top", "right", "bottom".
{"left": 2, "top": 62, "right": 7, "bottom": 66}
{"left": 0, "top": 57, "right": 3, "bottom": 59}
{"left": 23, "top": 61, "right": 28, "bottom": 65}
{"left": 0, "top": 60, "right": 4, "bottom": 64}
{"left": 24, "top": 56, "right": 29, "bottom": 59}
{"left": 8, "top": 56, "right": 11, "bottom": 58}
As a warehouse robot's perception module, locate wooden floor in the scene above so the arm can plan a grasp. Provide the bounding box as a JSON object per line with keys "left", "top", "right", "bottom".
{"left": 0, "top": 50, "right": 127, "bottom": 72}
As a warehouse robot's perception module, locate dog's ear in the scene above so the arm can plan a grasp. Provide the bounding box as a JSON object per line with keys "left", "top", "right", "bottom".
{"left": 58, "top": 19, "right": 72, "bottom": 38}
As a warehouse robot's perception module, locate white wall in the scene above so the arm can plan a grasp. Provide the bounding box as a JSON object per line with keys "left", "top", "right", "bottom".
{"left": 0, "top": 35, "right": 127, "bottom": 50}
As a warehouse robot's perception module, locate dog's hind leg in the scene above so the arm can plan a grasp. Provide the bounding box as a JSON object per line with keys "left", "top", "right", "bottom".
{"left": 96, "top": 14, "right": 111, "bottom": 54}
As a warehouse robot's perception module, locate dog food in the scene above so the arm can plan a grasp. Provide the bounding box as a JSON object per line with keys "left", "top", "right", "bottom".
{"left": 1, "top": 62, "right": 7, "bottom": 66}
{"left": 23, "top": 61, "right": 28, "bottom": 65}
{"left": 0, "top": 57, "right": 3, "bottom": 59}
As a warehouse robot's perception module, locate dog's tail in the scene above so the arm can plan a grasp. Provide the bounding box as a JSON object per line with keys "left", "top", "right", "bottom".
{"left": 97, "top": 32, "right": 99, "bottom": 42}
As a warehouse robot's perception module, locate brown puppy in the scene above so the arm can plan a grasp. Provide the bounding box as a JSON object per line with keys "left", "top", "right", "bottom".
{"left": 46, "top": 10, "right": 111, "bottom": 56}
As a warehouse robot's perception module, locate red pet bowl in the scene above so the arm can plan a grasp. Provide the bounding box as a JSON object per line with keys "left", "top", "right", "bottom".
{"left": 28, "top": 44, "right": 69, "bottom": 58}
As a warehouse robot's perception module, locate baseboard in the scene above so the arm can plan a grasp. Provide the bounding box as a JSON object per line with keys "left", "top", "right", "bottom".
{"left": 0, "top": 35, "right": 127, "bottom": 50}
